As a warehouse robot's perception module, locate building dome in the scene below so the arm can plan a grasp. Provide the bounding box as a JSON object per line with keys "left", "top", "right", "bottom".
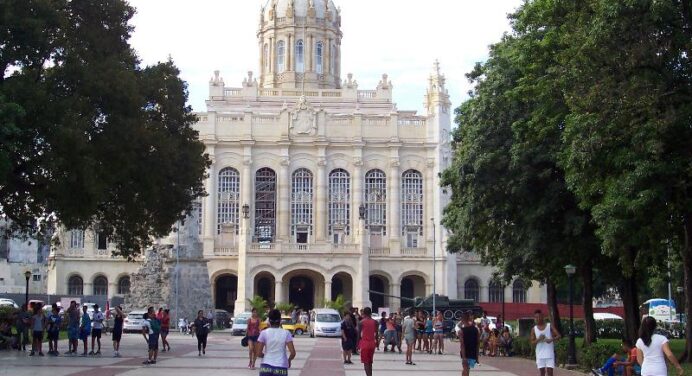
{"left": 263, "top": 0, "right": 338, "bottom": 21}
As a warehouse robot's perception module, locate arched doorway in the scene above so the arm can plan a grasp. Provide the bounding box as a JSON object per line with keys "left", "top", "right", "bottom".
{"left": 369, "top": 275, "right": 389, "bottom": 312}
{"left": 254, "top": 272, "right": 275, "bottom": 304}
{"left": 289, "top": 276, "right": 314, "bottom": 310}
{"left": 215, "top": 274, "right": 237, "bottom": 313}
{"left": 331, "top": 272, "right": 353, "bottom": 302}
{"left": 400, "top": 275, "right": 426, "bottom": 308}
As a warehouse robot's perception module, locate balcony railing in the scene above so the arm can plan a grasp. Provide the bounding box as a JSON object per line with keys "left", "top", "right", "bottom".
{"left": 369, "top": 248, "right": 390, "bottom": 256}
{"left": 213, "top": 247, "right": 238, "bottom": 256}
{"left": 401, "top": 247, "right": 427, "bottom": 257}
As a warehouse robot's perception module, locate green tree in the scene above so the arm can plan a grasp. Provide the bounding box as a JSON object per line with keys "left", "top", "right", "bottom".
{"left": 323, "top": 294, "right": 350, "bottom": 314}
{"left": 0, "top": 0, "right": 210, "bottom": 258}
{"left": 247, "top": 296, "right": 268, "bottom": 320}
{"left": 274, "top": 302, "right": 295, "bottom": 316}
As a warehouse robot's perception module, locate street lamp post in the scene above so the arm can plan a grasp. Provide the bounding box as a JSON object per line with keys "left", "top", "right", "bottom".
{"left": 676, "top": 286, "right": 684, "bottom": 323}
{"left": 431, "top": 218, "right": 436, "bottom": 317}
{"left": 24, "top": 270, "right": 31, "bottom": 307}
{"left": 565, "top": 265, "right": 577, "bottom": 368}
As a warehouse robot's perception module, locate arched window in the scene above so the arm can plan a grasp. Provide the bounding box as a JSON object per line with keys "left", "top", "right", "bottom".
{"left": 328, "top": 169, "right": 350, "bottom": 242}
{"left": 276, "top": 40, "right": 285, "bottom": 72}
{"left": 117, "top": 276, "right": 130, "bottom": 295}
{"left": 489, "top": 280, "right": 503, "bottom": 303}
{"left": 69, "top": 229, "right": 84, "bottom": 249}
{"left": 401, "top": 170, "right": 423, "bottom": 248}
{"left": 68, "top": 275, "right": 83, "bottom": 296}
{"left": 217, "top": 167, "right": 240, "bottom": 234}
{"left": 464, "top": 279, "right": 480, "bottom": 303}
{"left": 263, "top": 43, "right": 269, "bottom": 70}
{"left": 291, "top": 168, "right": 313, "bottom": 243}
{"left": 93, "top": 276, "right": 108, "bottom": 296}
{"left": 255, "top": 168, "right": 277, "bottom": 242}
{"left": 295, "top": 39, "right": 304, "bottom": 72}
{"left": 513, "top": 280, "right": 527, "bottom": 303}
{"left": 315, "top": 41, "right": 323, "bottom": 74}
{"left": 365, "top": 169, "right": 386, "bottom": 231}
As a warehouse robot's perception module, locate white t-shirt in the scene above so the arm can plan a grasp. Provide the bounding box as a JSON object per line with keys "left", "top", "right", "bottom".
{"left": 92, "top": 312, "right": 104, "bottom": 329}
{"left": 142, "top": 319, "right": 153, "bottom": 335}
{"left": 257, "top": 327, "right": 293, "bottom": 368}
{"left": 533, "top": 323, "right": 554, "bottom": 360}
{"left": 636, "top": 334, "right": 668, "bottom": 376}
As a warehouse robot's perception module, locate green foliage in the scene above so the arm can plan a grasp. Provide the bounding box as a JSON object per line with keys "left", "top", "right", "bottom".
{"left": 247, "top": 296, "right": 268, "bottom": 320}
{"left": 0, "top": 306, "right": 18, "bottom": 321}
{"left": 274, "top": 302, "right": 294, "bottom": 316}
{"left": 0, "top": 0, "right": 211, "bottom": 258}
{"left": 323, "top": 294, "right": 350, "bottom": 313}
{"left": 512, "top": 336, "right": 535, "bottom": 359}
{"left": 580, "top": 342, "right": 622, "bottom": 370}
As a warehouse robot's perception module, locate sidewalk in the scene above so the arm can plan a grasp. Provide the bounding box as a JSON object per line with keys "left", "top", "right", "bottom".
{"left": 481, "top": 355, "right": 588, "bottom": 376}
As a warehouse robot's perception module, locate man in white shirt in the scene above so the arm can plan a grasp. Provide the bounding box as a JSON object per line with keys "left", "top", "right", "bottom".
{"left": 530, "top": 310, "right": 561, "bottom": 376}
{"left": 90, "top": 304, "right": 104, "bottom": 355}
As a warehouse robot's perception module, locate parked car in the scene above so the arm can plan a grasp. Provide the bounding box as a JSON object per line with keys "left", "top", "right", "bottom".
{"left": 231, "top": 312, "right": 251, "bottom": 335}
{"left": 281, "top": 316, "right": 307, "bottom": 335}
{"left": 0, "top": 298, "right": 19, "bottom": 308}
{"left": 215, "top": 309, "right": 232, "bottom": 329}
{"left": 485, "top": 316, "right": 513, "bottom": 333}
{"left": 309, "top": 308, "right": 341, "bottom": 338}
{"left": 123, "top": 310, "right": 147, "bottom": 333}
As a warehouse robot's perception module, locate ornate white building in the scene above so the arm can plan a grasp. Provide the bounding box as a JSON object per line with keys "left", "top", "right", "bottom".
{"left": 44, "top": 0, "right": 545, "bottom": 315}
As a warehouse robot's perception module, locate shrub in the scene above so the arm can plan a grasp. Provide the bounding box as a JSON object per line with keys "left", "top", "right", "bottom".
{"left": 579, "top": 342, "right": 621, "bottom": 370}
{"left": 274, "top": 302, "right": 295, "bottom": 316}
{"left": 554, "top": 338, "right": 568, "bottom": 365}
{"left": 512, "top": 336, "right": 535, "bottom": 358}
{"left": 0, "top": 306, "right": 18, "bottom": 321}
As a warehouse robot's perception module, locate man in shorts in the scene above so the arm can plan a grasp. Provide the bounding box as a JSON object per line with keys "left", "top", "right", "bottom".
{"left": 530, "top": 310, "right": 561, "bottom": 376}
{"left": 90, "top": 304, "right": 104, "bottom": 355}
{"left": 141, "top": 307, "right": 161, "bottom": 365}
{"left": 357, "top": 307, "right": 378, "bottom": 376}
{"left": 402, "top": 312, "right": 416, "bottom": 365}
{"left": 79, "top": 305, "right": 92, "bottom": 356}
{"left": 66, "top": 301, "right": 80, "bottom": 355}
{"left": 459, "top": 312, "right": 479, "bottom": 376}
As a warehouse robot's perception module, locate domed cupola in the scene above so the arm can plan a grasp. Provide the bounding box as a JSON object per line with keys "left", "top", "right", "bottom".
{"left": 257, "top": 0, "right": 342, "bottom": 89}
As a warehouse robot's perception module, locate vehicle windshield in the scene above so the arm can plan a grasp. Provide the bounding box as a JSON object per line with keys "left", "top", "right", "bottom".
{"left": 316, "top": 314, "right": 340, "bottom": 322}
{"left": 234, "top": 318, "right": 248, "bottom": 324}
{"left": 281, "top": 318, "right": 293, "bottom": 325}
{"left": 128, "top": 314, "right": 143, "bottom": 320}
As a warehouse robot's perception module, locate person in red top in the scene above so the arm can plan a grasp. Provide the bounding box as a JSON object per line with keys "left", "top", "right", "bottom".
{"left": 357, "top": 307, "right": 378, "bottom": 376}
{"left": 246, "top": 308, "right": 261, "bottom": 370}
{"left": 160, "top": 309, "right": 171, "bottom": 352}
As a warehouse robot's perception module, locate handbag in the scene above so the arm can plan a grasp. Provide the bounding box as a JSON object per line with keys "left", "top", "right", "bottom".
{"left": 241, "top": 336, "right": 248, "bottom": 347}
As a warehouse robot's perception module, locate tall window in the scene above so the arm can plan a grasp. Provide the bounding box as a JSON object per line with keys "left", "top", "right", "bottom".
{"left": 255, "top": 168, "right": 277, "bottom": 242}
{"left": 295, "top": 39, "right": 304, "bottom": 72}
{"left": 291, "top": 169, "right": 313, "bottom": 243}
{"left": 401, "top": 170, "right": 423, "bottom": 247}
{"left": 96, "top": 231, "right": 108, "bottom": 250}
{"left": 276, "top": 40, "right": 285, "bottom": 72}
{"left": 263, "top": 43, "right": 269, "bottom": 70}
{"left": 464, "top": 279, "right": 480, "bottom": 303}
{"left": 217, "top": 168, "right": 240, "bottom": 234}
{"left": 93, "top": 276, "right": 108, "bottom": 296}
{"left": 365, "top": 169, "right": 386, "bottom": 232}
{"left": 328, "top": 169, "right": 350, "bottom": 242}
{"left": 68, "top": 275, "right": 83, "bottom": 295}
{"left": 118, "top": 276, "right": 130, "bottom": 295}
{"left": 489, "top": 280, "right": 503, "bottom": 303}
{"left": 69, "top": 230, "right": 84, "bottom": 249}
{"left": 315, "top": 42, "right": 323, "bottom": 74}
{"left": 513, "top": 280, "right": 527, "bottom": 303}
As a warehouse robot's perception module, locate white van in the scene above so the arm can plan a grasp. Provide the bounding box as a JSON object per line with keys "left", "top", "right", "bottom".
{"left": 309, "top": 308, "right": 342, "bottom": 338}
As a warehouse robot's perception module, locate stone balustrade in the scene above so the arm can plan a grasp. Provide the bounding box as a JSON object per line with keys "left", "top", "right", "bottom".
{"left": 369, "top": 247, "right": 390, "bottom": 256}
{"left": 213, "top": 247, "right": 238, "bottom": 256}
{"left": 401, "top": 247, "right": 427, "bottom": 257}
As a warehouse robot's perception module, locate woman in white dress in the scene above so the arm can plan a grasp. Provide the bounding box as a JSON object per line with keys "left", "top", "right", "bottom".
{"left": 635, "top": 316, "right": 683, "bottom": 376}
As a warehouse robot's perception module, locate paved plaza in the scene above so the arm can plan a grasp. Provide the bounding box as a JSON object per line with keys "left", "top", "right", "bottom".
{"left": 0, "top": 332, "right": 584, "bottom": 376}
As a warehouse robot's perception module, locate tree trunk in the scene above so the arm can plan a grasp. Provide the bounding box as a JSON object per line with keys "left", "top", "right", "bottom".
{"left": 620, "top": 264, "right": 641, "bottom": 342}
{"left": 682, "top": 215, "right": 692, "bottom": 363}
{"left": 581, "top": 260, "right": 597, "bottom": 345}
{"left": 547, "top": 279, "right": 563, "bottom": 335}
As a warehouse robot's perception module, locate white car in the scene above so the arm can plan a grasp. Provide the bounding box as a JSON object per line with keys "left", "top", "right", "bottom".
{"left": 486, "top": 316, "right": 513, "bottom": 333}
{"left": 0, "top": 298, "right": 19, "bottom": 308}
{"left": 309, "top": 309, "right": 342, "bottom": 338}
{"left": 123, "top": 310, "right": 147, "bottom": 333}
{"left": 231, "top": 312, "right": 251, "bottom": 336}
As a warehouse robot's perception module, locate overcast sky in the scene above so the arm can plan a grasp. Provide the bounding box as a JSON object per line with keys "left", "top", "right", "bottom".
{"left": 127, "top": 0, "right": 523, "bottom": 114}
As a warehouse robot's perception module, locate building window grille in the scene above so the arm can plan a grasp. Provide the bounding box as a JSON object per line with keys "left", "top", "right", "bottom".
{"left": 118, "top": 276, "right": 130, "bottom": 295}
{"left": 93, "top": 276, "right": 108, "bottom": 296}
{"left": 69, "top": 230, "right": 85, "bottom": 249}
{"left": 295, "top": 39, "right": 304, "bottom": 72}
{"left": 401, "top": 170, "right": 423, "bottom": 246}
{"left": 254, "top": 168, "right": 277, "bottom": 242}
{"left": 217, "top": 167, "right": 240, "bottom": 234}
{"left": 365, "top": 169, "right": 386, "bottom": 234}
{"left": 291, "top": 168, "right": 313, "bottom": 242}
{"left": 315, "top": 42, "right": 323, "bottom": 74}
{"left": 464, "top": 279, "right": 480, "bottom": 303}
{"left": 277, "top": 40, "right": 285, "bottom": 72}
{"left": 513, "top": 280, "right": 527, "bottom": 303}
{"left": 489, "top": 280, "right": 503, "bottom": 303}
{"left": 328, "top": 169, "right": 350, "bottom": 240}
{"left": 68, "top": 275, "right": 83, "bottom": 296}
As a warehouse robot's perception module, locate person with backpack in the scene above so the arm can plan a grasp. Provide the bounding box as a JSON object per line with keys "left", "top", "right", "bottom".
{"left": 141, "top": 307, "right": 161, "bottom": 365}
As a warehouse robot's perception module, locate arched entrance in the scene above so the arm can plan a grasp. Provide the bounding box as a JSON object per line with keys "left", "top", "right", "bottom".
{"left": 331, "top": 272, "right": 353, "bottom": 302}
{"left": 289, "top": 276, "right": 314, "bottom": 310}
{"left": 400, "top": 275, "right": 426, "bottom": 309}
{"left": 254, "top": 272, "right": 275, "bottom": 304}
{"left": 369, "top": 275, "right": 389, "bottom": 313}
{"left": 214, "top": 274, "right": 237, "bottom": 313}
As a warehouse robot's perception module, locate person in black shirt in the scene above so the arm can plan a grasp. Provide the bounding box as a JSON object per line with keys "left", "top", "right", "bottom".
{"left": 459, "top": 312, "right": 480, "bottom": 376}
{"left": 112, "top": 306, "right": 124, "bottom": 357}
{"left": 191, "top": 310, "right": 209, "bottom": 356}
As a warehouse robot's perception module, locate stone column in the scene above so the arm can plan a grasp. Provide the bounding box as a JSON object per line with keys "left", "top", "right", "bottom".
{"left": 389, "top": 158, "right": 400, "bottom": 252}
{"left": 308, "top": 35, "right": 314, "bottom": 72}
{"left": 287, "top": 34, "right": 292, "bottom": 72}
{"left": 315, "top": 156, "right": 327, "bottom": 241}
{"left": 274, "top": 280, "right": 284, "bottom": 304}
{"left": 389, "top": 283, "right": 400, "bottom": 311}
{"left": 235, "top": 153, "right": 253, "bottom": 316}
{"left": 278, "top": 158, "right": 290, "bottom": 242}
{"left": 108, "top": 283, "right": 117, "bottom": 299}
{"left": 203, "top": 145, "right": 217, "bottom": 251}
{"left": 426, "top": 161, "right": 435, "bottom": 245}
{"left": 324, "top": 280, "right": 332, "bottom": 302}
{"left": 269, "top": 37, "right": 274, "bottom": 73}
{"left": 353, "top": 216, "right": 371, "bottom": 309}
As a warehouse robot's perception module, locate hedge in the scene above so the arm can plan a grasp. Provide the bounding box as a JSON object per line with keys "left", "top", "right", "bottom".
{"left": 514, "top": 335, "right": 621, "bottom": 371}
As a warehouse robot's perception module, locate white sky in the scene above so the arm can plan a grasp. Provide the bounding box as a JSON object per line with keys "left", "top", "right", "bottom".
{"left": 128, "top": 0, "right": 523, "bottom": 114}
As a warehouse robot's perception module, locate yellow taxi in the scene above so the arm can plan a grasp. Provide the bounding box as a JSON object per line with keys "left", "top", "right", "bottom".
{"left": 280, "top": 316, "right": 307, "bottom": 335}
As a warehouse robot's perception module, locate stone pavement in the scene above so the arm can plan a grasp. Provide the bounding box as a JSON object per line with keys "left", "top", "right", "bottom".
{"left": 0, "top": 332, "right": 586, "bottom": 376}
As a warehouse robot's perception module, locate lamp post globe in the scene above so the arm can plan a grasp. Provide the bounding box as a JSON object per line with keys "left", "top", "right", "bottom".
{"left": 564, "top": 264, "right": 577, "bottom": 368}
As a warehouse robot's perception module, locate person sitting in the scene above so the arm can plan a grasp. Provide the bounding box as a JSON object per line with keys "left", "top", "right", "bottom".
{"left": 499, "top": 327, "right": 513, "bottom": 356}
{"left": 592, "top": 339, "right": 640, "bottom": 376}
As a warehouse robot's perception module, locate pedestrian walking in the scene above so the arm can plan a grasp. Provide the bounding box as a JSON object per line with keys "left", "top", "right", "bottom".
{"left": 29, "top": 302, "right": 46, "bottom": 356}
{"left": 433, "top": 311, "right": 444, "bottom": 355}
{"left": 112, "top": 305, "right": 124, "bottom": 357}
{"left": 14, "top": 303, "right": 29, "bottom": 352}
{"left": 459, "top": 311, "right": 480, "bottom": 376}
{"left": 141, "top": 307, "right": 161, "bottom": 365}
{"left": 530, "top": 309, "right": 560, "bottom": 376}
{"left": 415, "top": 310, "right": 425, "bottom": 352}
{"left": 402, "top": 312, "right": 416, "bottom": 365}
{"left": 66, "top": 301, "right": 80, "bottom": 355}
{"left": 47, "top": 303, "right": 62, "bottom": 356}
{"left": 357, "top": 307, "right": 378, "bottom": 376}
{"left": 90, "top": 304, "right": 104, "bottom": 355}
{"left": 160, "top": 308, "right": 171, "bottom": 352}
{"left": 256, "top": 309, "right": 296, "bottom": 376}
{"left": 79, "top": 305, "right": 92, "bottom": 356}
{"left": 340, "top": 311, "right": 357, "bottom": 364}
{"left": 635, "top": 316, "right": 683, "bottom": 376}
{"left": 192, "top": 310, "right": 209, "bottom": 356}
{"left": 424, "top": 312, "right": 433, "bottom": 353}
{"left": 247, "top": 307, "right": 261, "bottom": 369}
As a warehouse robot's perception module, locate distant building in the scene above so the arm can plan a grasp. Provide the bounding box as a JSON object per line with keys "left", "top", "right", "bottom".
{"left": 0, "top": 220, "right": 49, "bottom": 295}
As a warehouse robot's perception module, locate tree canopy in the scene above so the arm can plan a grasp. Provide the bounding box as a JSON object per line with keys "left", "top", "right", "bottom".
{"left": 0, "top": 0, "right": 210, "bottom": 258}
